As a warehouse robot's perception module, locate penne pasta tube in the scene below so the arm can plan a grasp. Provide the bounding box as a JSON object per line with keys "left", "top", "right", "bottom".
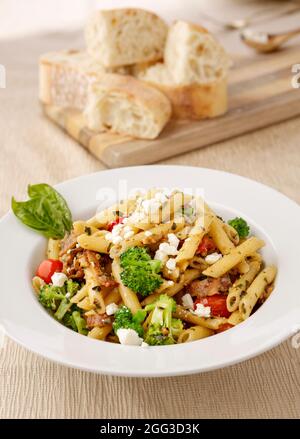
{"left": 87, "top": 197, "right": 137, "bottom": 228}
{"left": 227, "top": 260, "right": 261, "bottom": 312}
{"left": 209, "top": 218, "right": 235, "bottom": 255}
{"left": 239, "top": 265, "right": 277, "bottom": 320}
{"left": 222, "top": 222, "right": 239, "bottom": 245}
{"left": 104, "top": 288, "right": 121, "bottom": 306}
{"left": 77, "top": 296, "right": 95, "bottom": 311}
{"left": 47, "top": 238, "right": 61, "bottom": 259}
{"left": 111, "top": 259, "right": 141, "bottom": 314}
{"left": 88, "top": 324, "right": 112, "bottom": 340}
{"left": 175, "top": 213, "right": 214, "bottom": 269}
{"left": 203, "top": 237, "right": 265, "bottom": 278}
{"left": 178, "top": 325, "right": 213, "bottom": 343}
{"left": 174, "top": 305, "right": 227, "bottom": 330}
{"left": 209, "top": 218, "right": 247, "bottom": 273}
{"left": 32, "top": 276, "right": 45, "bottom": 294}
{"left": 71, "top": 285, "right": 88, "bottom": 304}
{"left": 227, "top": 310, "right": 244, "bottom": 325}
{"left": 77, "top": 231, "right": 110, "bottom": 253}
{"left": 72, "top": 221, "right": 99, "bottom": 236}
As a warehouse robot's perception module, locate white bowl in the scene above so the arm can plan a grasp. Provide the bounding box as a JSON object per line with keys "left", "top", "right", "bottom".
{"left": 1, "top": 165, "right": 300, "bottom": 377}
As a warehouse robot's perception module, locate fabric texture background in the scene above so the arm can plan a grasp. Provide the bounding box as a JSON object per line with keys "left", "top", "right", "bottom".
{"left": 0, "top": 24, "right": 300, "bottom": 418}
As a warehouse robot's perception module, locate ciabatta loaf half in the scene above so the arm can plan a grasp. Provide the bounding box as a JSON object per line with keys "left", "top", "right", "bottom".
{"left": 39, "top": 50, "right": 129, "bottom": 110}
{"left": 85, "top": 8, "right": 168, "bottom": 67}
{"left": 137, "top": 63, "right": 227, "bottom": 119}
{"left": 84, "top": 74, "right": 172, "bottom": 139}
{"left": 136, "top": 21, "right": 230, "bottom": 119}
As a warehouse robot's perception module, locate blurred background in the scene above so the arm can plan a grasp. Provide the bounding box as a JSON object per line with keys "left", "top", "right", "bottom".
{"left": 1, "top": 0, "right": 299, "bottom": 39}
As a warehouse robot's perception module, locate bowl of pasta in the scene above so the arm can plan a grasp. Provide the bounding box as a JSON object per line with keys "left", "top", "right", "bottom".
{"left": 0, "top": 165, "right": 299, "bottom": 376}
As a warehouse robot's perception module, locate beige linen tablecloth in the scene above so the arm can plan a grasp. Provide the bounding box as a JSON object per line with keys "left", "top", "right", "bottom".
{"left": 1, "top": 26, "right": 300, "bottom": 418}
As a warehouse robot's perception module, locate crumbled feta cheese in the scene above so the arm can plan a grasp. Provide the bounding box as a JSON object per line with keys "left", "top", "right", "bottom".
{"left": 154, "top": 250, "right": 168, "bottom": 263}
{"left": 112, "top": 235, "right": 123, "bottom": 245}
{"left": 65, "top": 292, "right": 71, "bottom": 299}
{"left": 168, "top": 233, "right": 180, "bottom": 249}
{"left": 123, "top": 225, "right": 132, "bottom": 233}
{"left": 51, "top": 272, "right": 68, "bottom": 287}
{"left": 124, "top": 230, "right": 134, "bottom": 239}
{"left": 193, "top": 303, "right": 211, "bottom": 318}
{"left": 159, "top": 242, "right": 178, "bottom": 256}
{"left": 122, "top": 217, "right": 129, "bottom": 224}
{"left": 105, "top": 232, "right": 113, "bottom": 241}
{"left": 182, "top": 293, "right": 194, "bottom": 310}
{"left": 205, "top": 252, "right": 222, "bottom": 265}
{"left": 112, "top": 223, "right": 123, "bottom": 235}
{"left": 167, "top": 280, "right": 174, "bottom": 286}
{"left": 117, "top": 328, "right": 143, "bottom": 346}
{"left": 145, "top": 230, "right": 153, "bottom": 237}
{"left": 141, "top": 342, "right": 149, "bottom": 348}
{"left": 106, "top": 303, "right": 119, "bottom": 316}
{"left": 166, "top": 258, "right": 176, "bottom": 271}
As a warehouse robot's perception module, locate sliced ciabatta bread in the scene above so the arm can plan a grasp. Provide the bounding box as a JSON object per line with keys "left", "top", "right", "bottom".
{"left": 137, "top": 63, "right": 227, "bottom": 119}
{"left": 164, "top": 21, "right": 231, "bottom": 85}
{"left": 85, "top": 8, "right": 168, "bottom": 67}
{"left": 135, "top": 21, "right": 230, "bottom": 119}
{"left": 84, "top": 73, "right": 172, "bottom": 139}
{"left": 39, "top": 50, "right": 129, "bottom": 110}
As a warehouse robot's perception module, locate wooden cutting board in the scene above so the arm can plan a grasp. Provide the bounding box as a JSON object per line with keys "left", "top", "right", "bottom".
{"left": 44, "top": 47, "right": 300, "bottom": 168}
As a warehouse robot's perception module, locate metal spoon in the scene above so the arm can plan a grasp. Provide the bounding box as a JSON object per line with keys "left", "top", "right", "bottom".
{"left": 241, "top": 27, "right": 300, "bottom": 53}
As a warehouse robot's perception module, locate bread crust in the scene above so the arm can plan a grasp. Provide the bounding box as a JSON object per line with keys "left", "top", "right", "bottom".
{"left": 85, "top": 73, "right": 172, "bottom": 139}
{"left": 85, "top": 8, "right": 168, "bottom": 67}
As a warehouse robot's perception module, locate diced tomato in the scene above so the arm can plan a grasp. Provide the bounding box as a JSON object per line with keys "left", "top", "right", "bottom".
{"left": 195, "top": 294, "right": 231, "bottom": 318}
{"left": 196, "top": 235, "right": 217, "bottom": 256}
{"left": 36, "top": 259, "right": 63, "bottom": 284}
{"left": 107, "top": 216, "right": 126, "bottom": 232}
{"left": 215, "top": 323, "right": 234, "bottom": 334}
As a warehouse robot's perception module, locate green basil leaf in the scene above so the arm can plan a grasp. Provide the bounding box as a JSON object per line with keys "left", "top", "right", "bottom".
{"left": 11, "top": 183, "right": 72, "bottom": 239}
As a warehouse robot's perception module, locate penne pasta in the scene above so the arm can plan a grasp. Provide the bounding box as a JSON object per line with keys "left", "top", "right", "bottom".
{"left": 239, "top": 265, "right": 277, "bottom": 320}
{"left": 178, "top": 325, "right": 213, "bottom": 343}
{"left": 77, "top": 231, "right": 111, "bottom": 253}
{"left": 203, "top": 237, "right": 265, "bottom": 278}
{"left": 174, "top": 305, "right": 227, "bottom": 330}
{"left": 227, "top": 260, "right": 261, "bottom": 312}
{"left": 175, "top": 213, "right": 214, "bottom": 270}
{"left": 111, "top": 258, "right": 141, "bottom": 314}
{"left": 47, "top": 238, "right": 61, "bottom": 259}
{"left": 88, "top": 325, "right": 113, "bottom": 340}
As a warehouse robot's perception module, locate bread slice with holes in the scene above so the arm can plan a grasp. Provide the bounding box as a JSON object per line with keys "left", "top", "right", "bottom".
{"left": 165, "top": 21, "right": 231, "bottom": 85}
{"left": 84, "top": 73, "right": 172, "bottom": 139}
{"left": 135, "top": 21, "right": 230, "bottom": 119}
{"left": 39, "top": 50, "right": 130, "bottom": 110}
{"left": 85, "top": 8, "right": 168, "bottom": 67}
{"left": 136, "top": 62, "right": 227, "bottom": 119}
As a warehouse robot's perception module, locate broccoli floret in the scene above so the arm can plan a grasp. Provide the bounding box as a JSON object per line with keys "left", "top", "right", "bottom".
{"left": 72, "top": 311, "right": 88, "bottom": 335}
{"left": 144, "top": 294, "right": 183, "bottom": 346}
{"left": 39, "top": 280, "right": 80, "bottom": 316}
{"left": 113, "top": 306, "right": 146, "bottom": 337}
{"left": 62, "top": 311, "right": 77, "bottom": 331}
{"left": 39, "top": 284, "right": 66, "bottom": 310}
{"left": 228, "top": 217, "right": 250, "bottom": 238}
{"left": 120, "top": 247, "right": 163, "bottom": 296}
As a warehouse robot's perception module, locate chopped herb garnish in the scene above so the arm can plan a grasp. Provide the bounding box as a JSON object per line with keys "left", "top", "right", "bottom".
{"left": 85, "top": 226, "right": 92, "bottom": 236}
{"left": 228, "top": 217, "right": 250, "bottom": 238}
{"left": 171, "top": 222, "right": 177, "bottom": 230}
